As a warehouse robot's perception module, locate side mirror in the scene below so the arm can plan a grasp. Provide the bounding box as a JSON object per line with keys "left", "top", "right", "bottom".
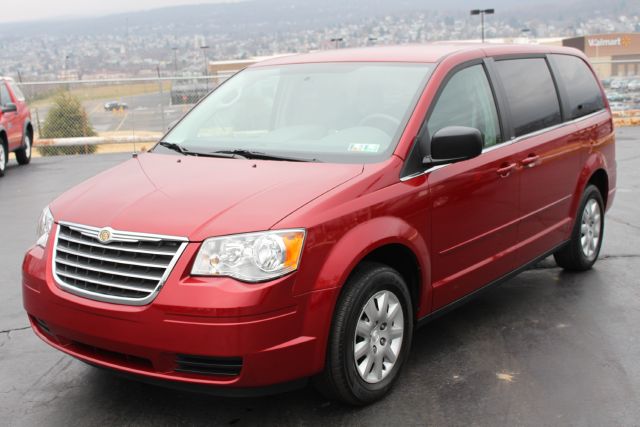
{"left": 423, "top": 126, "right": 483, "bottom": 167}
{"left": 1, "top": 103, "right": 17, "bottom": 113}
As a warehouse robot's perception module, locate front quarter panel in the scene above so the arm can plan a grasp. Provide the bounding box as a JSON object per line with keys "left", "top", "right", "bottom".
{"left": 275, "top": 158, "right": 432, "bottom": 318}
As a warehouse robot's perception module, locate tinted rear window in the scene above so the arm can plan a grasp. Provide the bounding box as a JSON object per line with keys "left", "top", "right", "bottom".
{"left": 550, "top": 54, "right": 604, "bottom": 119}
{"left": 495, "top": 58, "right": 562, "bottom": 137}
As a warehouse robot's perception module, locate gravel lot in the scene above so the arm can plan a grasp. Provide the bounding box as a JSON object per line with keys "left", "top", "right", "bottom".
{"left": 1, "top": 128, "right": 639, "bottom": 426}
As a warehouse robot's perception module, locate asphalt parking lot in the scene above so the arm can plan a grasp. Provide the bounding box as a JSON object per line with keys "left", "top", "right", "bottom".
{"left": 1, "top": 128, "right": 639, "bottom": 426}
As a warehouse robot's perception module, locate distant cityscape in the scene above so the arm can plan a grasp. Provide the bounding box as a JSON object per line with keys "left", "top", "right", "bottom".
{"left": 0, "top": 0, "right": 639, "bottom": 81}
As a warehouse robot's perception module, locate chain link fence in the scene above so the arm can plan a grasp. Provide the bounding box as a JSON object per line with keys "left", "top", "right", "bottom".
{"left": 17, "top": 75, "right": 232, "bottom": 157}
{"left": 12, "top": 59, "right": 640, "bottom": 158}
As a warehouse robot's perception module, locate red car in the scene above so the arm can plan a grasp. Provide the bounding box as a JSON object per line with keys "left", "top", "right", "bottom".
{"left": 0, "top": 77, "right": 33, "bottom": 176}
{"left": 23, "top": 44, "right": 615, "bottom": 404}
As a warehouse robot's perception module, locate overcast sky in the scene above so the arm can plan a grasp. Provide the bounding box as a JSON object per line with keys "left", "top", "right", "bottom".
{"left": 0, "top": 0, "right": 238, "bottom": 23}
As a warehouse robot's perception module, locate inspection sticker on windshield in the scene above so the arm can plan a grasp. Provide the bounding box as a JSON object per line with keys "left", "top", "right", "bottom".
{"left": 348, "top": 143, "right": 380, "bottom": 153}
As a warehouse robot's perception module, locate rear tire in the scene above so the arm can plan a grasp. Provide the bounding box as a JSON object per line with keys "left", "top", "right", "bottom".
{"left": 0, "top": 140, "right": 7, "bottom": 177}
{"left": 15, "top": 131, "right": 32, "bottom": 165}
{"left": 554, "top": 184, "right": 604, "bottom": 271}
{"left": 314, "top": 261, "right": 413, "bottom": 405}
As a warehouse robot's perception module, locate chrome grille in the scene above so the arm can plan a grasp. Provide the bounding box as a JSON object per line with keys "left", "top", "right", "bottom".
{"left": 53, "top": 222, "right": 187, "bottom": 305}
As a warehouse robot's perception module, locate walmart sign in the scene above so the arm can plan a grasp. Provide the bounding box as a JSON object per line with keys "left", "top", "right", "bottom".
{"left": 587, "top": 36, "right": 631, "bottom": 48}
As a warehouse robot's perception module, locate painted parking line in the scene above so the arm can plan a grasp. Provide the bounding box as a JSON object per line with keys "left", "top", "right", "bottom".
{"left": 89, "top": 103, "right": 102, "bottom": 116}
{"left": 114, "top": 111, "right": 130, "bottom": 132}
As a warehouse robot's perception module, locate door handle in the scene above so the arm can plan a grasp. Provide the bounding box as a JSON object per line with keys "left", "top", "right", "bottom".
{"left": 521, "top": 154, "right": 540, "bottom": 168}
{"left": 496, "top": 163, "right": 516, "bottom": 178}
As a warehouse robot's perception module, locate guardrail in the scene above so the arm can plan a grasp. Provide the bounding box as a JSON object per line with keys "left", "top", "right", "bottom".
{"left": 18, "top": 75, "right": 236, "bottom": 86}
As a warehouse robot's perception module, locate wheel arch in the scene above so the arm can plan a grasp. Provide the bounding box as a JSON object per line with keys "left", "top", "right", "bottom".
{"left": 571, "top": 151, "right": 611, "bottom": 219}
{"left": 311, "top": 216, "right": 431, "bottom": 320}
{"left": 588, "top": 169, "right": 609, "bottom": 208}
{"left": 0, "top": 126, "right": 7, "bottom": 150}
{"left": 23, "top": 119, "right": 33, "bottom": 144}
{"left": 355, "top": 244, "right": 422, "bottom": 316}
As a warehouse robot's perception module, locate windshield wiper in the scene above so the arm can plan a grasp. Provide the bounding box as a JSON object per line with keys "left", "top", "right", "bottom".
{"left": 157, "top": 142, "right": 239, "bottom": 159}
{"left": 157, "top": 143, "right": 315, "bottom": 161}
{"left": 158, "top": 141, "right": 190, "bottom": 155}
{"left": 210, "top": 149, "right": 319, "bottom": 162}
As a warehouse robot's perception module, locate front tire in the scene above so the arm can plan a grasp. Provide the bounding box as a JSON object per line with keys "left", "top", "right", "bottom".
{"left": 15, "top": 131, "right": 32, "bottom": 165}
{"left": 315, "top": 261, "right": 413, "bottom": 405}
{"left": 554, "top": 184, "right": 604, "bottom": 271}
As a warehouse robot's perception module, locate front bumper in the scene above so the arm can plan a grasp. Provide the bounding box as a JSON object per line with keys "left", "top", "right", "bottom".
{"left": 22, "top": 242, "right": 338, "bottom": 390}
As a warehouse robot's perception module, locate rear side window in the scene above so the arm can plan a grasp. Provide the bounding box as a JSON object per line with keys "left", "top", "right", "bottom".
{"left": 550, "top": 54, "right": 604, "bottom": 119}
{"left": 427, "top": 64, "right": 501, "bottom": 148}
{"left": 495, "top": 58, "right": 561, "bottom": 137}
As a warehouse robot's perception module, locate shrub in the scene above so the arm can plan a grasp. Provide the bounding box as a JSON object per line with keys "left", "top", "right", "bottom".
{"left": 38, "top": 91, "right": 97, "bottom": 156}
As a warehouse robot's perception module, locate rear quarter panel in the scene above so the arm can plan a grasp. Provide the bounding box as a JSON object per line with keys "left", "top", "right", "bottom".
{"left": 572, "top": 110, "right": 616, "bottom": 215}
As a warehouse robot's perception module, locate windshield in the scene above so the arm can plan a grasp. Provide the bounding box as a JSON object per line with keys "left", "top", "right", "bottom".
{"left": 160, "top": 62, "right": 433, "bottom": 163}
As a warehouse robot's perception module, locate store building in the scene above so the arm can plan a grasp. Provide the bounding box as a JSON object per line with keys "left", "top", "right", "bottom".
{"left": 562, "top": 33, "right": 640, "bottom": 77}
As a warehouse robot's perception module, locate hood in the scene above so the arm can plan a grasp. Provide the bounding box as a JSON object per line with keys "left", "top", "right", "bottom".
{"left": 51, "top": 153, "right": 363, "bottom": 240}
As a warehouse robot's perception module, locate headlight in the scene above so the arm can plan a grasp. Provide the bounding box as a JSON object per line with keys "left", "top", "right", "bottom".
{"left": 191, "top": 229, "right": 305, "bottom": 282}
{"left": 36, "top": 206, "right": 54, "bottom": 248}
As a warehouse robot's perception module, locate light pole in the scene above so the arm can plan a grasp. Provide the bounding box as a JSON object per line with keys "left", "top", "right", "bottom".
{"left": 330, "top": 38, "right": 343, "bottom": 49}
{"left": 470, "top": 8, "right": 494, "bottom": 43}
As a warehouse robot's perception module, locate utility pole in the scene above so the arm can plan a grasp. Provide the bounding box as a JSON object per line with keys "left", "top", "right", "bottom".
{"left": 470, "top": 9, "right": 495, "bottom": 43}
{"left": 64, "top": 54, "right": 71, "bottom": 90}
{"left": 157, "top": 65, "right": 166, "bottom": 131}
{"left": 201, "top": 45, "right": 210, "bottom": 90}
{"left": 65, "top": 55, "right": 71, "bottom": 78}
{"left": 172, "top": 47, "right": 179, "bottom": 76}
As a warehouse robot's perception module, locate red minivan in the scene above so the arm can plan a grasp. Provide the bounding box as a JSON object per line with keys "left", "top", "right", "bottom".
{"left": 23, "top": 44, "right": 615, "bottom": 405}
{"left": 0, "top": 77, "right": 33, "bottom": 176}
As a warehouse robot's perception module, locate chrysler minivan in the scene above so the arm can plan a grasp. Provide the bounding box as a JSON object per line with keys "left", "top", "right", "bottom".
{"left": 23, "top": 44, "right": 615, "bottom": 405}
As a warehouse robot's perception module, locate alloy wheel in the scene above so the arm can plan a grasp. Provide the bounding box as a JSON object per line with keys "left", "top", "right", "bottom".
{"left": 25, "top": 135, "right": 31, "bottom": 159}
{"left": 0, "top": 144, "right": 5, "bottom": 172}
{"left": 580, "top": 198, "right": 602, "bottom": 261}
{"left": 353, "top": 290, "right": 404, "bottom": 384}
